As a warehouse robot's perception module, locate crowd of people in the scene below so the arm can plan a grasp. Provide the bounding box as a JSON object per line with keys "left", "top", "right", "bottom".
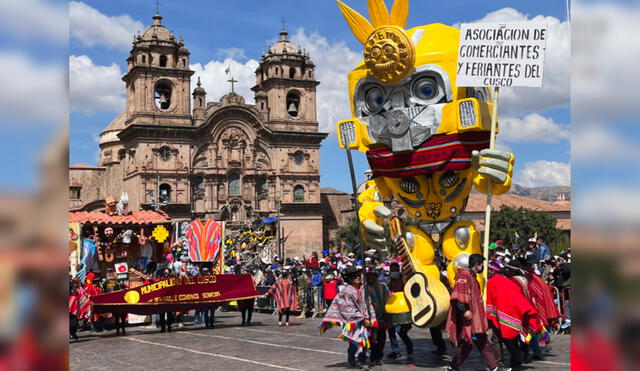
{"left": 69, "top": 232, "right": 570, "bottom": 371}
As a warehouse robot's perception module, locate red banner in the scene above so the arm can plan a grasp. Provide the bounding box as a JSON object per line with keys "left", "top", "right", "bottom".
{"left": 91, "top": 274, "right": 262, "bottom": 315}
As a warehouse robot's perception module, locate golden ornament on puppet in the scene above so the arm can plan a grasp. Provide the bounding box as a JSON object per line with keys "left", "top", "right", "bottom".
{"left": 336, "top": 0, "right": 514, "bottom": 328}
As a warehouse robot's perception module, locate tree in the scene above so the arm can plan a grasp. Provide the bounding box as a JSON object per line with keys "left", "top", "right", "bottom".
{"left": 489, "top": 206, "right": 564, "bottom": 254}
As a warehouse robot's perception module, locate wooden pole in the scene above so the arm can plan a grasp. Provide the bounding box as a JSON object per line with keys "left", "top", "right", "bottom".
{"left": 482, "top": 86, "right": 500, "bottom": 305}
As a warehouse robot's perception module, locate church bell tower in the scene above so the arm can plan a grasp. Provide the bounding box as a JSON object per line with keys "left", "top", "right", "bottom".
{"left": 123, "top": 12, "right": 194, "bottom": 126}
{"left": 252, "top": 25, "right": 319, "bottom": 132}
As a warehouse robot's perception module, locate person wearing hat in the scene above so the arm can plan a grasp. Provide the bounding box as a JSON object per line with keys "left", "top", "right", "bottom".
{"left": 384, "top": 265, "right": 414, "bottom": 361}
{"left": 446, "top": 254, "right": 505, "bottom": 371}
{"left": 365, "top": 265, "right": 390, "bottom": 366}
{"left": 487, "top": 263, "right": 541, "bottom": 370}
{"left": 320, "top": 265, "right": 377, "bottom": 369}
{"left": 525, "top": 238, "right": 542, "bottom": 272}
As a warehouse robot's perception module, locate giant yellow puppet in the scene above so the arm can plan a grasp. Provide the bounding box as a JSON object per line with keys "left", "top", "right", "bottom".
{"left": 336, "top": 0, "right": 514, "bottom": 327}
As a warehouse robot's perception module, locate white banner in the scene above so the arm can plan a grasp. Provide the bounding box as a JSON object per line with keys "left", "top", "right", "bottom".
{"left": 456, "top": 22, "right": 548, "bottom": 87}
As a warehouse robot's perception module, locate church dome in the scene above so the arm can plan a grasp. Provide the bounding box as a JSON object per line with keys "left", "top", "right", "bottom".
{"left": 268, "top": 30, "right": 300, "bottom": 55}
{"left": 137, "top": 13, "right": 178, "bottom": 44}
{"left": 99, "top": 111, "right": 127, "bottom": 145}
{"left": 254, "top": 90, "right": 267, "bottom": 99}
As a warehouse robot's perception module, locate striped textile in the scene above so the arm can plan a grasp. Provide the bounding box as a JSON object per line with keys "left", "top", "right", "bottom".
{"left": 186, "top": 219, "right": 224, "bottom": 262}
{"left": 526, "top": 271, "right": 561, "bottom": 325}
{"left": 487, "top": 274, "right": 540, "bottom": 340}
{"left": 366, "top": 132, "right": 490, "bottom": 178}
{"left": 268, "top": 278, "right": 297, "bottom": 313}
{"left": 320, "top": 284, "right": 378, "bottom": 352}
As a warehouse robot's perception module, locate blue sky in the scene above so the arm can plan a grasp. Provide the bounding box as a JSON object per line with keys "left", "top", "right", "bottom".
{"left": 68, "top": 0, "right": 571, "bottom": 193}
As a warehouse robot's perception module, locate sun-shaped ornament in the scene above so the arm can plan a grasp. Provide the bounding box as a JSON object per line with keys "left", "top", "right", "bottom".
{"left": 337, "top": 0, "right": 415, "bottom": 85}
{"left": 364, "top": 26, "right": 414, "bottom": 84}
{"left": 152, "top": 225, "right": 169, "bottom": 243}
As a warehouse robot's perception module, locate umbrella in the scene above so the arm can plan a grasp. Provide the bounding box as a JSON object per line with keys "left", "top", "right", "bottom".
{"left": 261, "top": 217, "right": 278, "bottom": 224}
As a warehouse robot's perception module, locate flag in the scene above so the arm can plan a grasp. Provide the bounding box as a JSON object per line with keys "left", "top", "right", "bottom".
{"left": 225, "top": 66, "right": 231, "bottom": 74}
{"left": 514, "top": 231, "right": 520, "bottom": 240}
{"left": 186, "top": 219, "right": 224, "bottom": 262}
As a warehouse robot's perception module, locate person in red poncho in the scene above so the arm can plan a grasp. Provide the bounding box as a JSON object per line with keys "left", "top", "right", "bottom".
{"left": 268, "top": 270, "right": 297, "bottom": 326}
{"left": 487, "top": 264, "right": 541, "bottom": 370}
{"left": 446, "top": 254, "right": 505, "bottom": 371}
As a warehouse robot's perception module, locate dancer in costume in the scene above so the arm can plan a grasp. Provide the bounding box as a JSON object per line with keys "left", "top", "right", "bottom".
{"left": 320, "top": 266, "right": 377, "bottom": 369}
{"left": 446, "top": 254, "right": 506, "bottom": 371}
{"left": 384, "top": 266, "right": 414, "bottom": 360}
{"left": 268, "top": 270, "right": 296, "bottom": 326}
{"left": 335, "top": 0, "right": 515, "bottom": 329}
{"left": 487, "top": 264, "right": 541, "bottom": 370}
{"left": 365, "top": 266, "right": 389, "bottom": 365}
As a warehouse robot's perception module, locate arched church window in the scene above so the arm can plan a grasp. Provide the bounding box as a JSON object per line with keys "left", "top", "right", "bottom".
{"left": 308, "top": 70, "right": 312, "bottom": 78}
{"left": 292, "top": 150, "right": 305, "bottom": 165}
{"left": 293, "top": 185, "right": 305, "bottom": 203}
{"left": 289, "top": 67, "right": 296, "bottom": 79}
{"left": 193, "top": 175, "right": 205, "bottom": 192}
{"left": 228, "top": 172, "right": 240, "bottom": 195}
{"left": 159, "top": 183, "right": 172, "bottom": 203}
{"left": 142, "top": 55, "right": 146, "bottom": 64}
{"left": 159, "top": 55, "right": 168, "bottom": 67}
{"left": 158, "top": 146, "right": 172, "bottom": 161}
{"left": 118, "top": 149, "right": 126, "bottom": 160}
{"left": 286, "top": 91, "right": 300, "bottom": 117}
{"left": 154, "top": 81, "right": 172, "bottom": 110}
{"left": 256, "top": 177, "right": 268, "bottom": 199}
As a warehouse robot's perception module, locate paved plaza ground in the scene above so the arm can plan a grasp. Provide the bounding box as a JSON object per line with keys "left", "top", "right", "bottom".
{"left": 70, "top": 311, "right": 570, "bottom": 370}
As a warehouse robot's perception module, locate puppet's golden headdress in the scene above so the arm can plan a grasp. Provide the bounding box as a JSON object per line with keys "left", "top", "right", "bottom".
{"left": 337, "top": 0, "right": 414, "bottom": 84}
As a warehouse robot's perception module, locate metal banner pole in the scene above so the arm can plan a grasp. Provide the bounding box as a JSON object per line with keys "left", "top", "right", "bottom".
{"left": 482, "top": 86, "right": 500, "bottom": 305}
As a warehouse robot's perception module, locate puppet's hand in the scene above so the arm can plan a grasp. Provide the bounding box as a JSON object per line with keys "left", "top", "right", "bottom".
{"left": 472, "top": 149, "right": 514, "bottom": 194}
{"left": 358, "top": 184, "right": 391, "bottom": 250}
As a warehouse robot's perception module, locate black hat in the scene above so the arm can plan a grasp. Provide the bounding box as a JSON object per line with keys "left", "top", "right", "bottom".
{"left": 342, "top": 265, "right": 361, "bottom": 279}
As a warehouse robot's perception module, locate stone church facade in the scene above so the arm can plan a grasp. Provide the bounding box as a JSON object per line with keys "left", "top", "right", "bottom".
{"left": 69, "top": 13, "right": 328, "bottom": 257}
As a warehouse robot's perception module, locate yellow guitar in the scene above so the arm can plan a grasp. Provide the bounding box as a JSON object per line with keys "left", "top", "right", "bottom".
{"left": 389, "top": 217, "right": 449, "bottom": 327}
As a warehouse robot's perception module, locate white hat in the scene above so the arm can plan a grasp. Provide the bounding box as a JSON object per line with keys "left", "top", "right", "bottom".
{"left": 294, "top": 256, "right": 300, "bottom": 261}
{"left": 528, "top": 238, "right": 537, "bottom": 243}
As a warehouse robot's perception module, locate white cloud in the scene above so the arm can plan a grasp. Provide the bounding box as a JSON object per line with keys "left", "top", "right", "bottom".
{"left": 189, "top": 27, "right": 362, "bottom": 135}
{"left": 469, "top": 8, "right": 570, "bottom": 117}
{"left": 290, "top": 29, "right": 361, "bottom": 134}
{"left": 190, "top": 58, "right": 260, "bottom": 104}
{"left": 0, "top": 0, "right": 67, "bottom": 43}
{"left": 572, "top": 125, "right": 640, "bottom": 162}
{"left": 572, "top": 3, "right": 640, "bottom": 123}
{"left": 0, "top": 53, "right": 65, "bottom": 125}
{"left": 69, "top": 1, "right": 144, "bottom": 51}
{"left": 499, "top": 113, "right": 569, "bottom": 143}
{"left": 515, "top": 160, "right": 570, "bottom": 187}
{"left": 216, "top": 47, "right": 248, "bottom": 61}
{"left": 69, "top": 55, "right": 125, "bottom": 113}
{"left": 574, "top": 186, "right": 640, "bottom": 224}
